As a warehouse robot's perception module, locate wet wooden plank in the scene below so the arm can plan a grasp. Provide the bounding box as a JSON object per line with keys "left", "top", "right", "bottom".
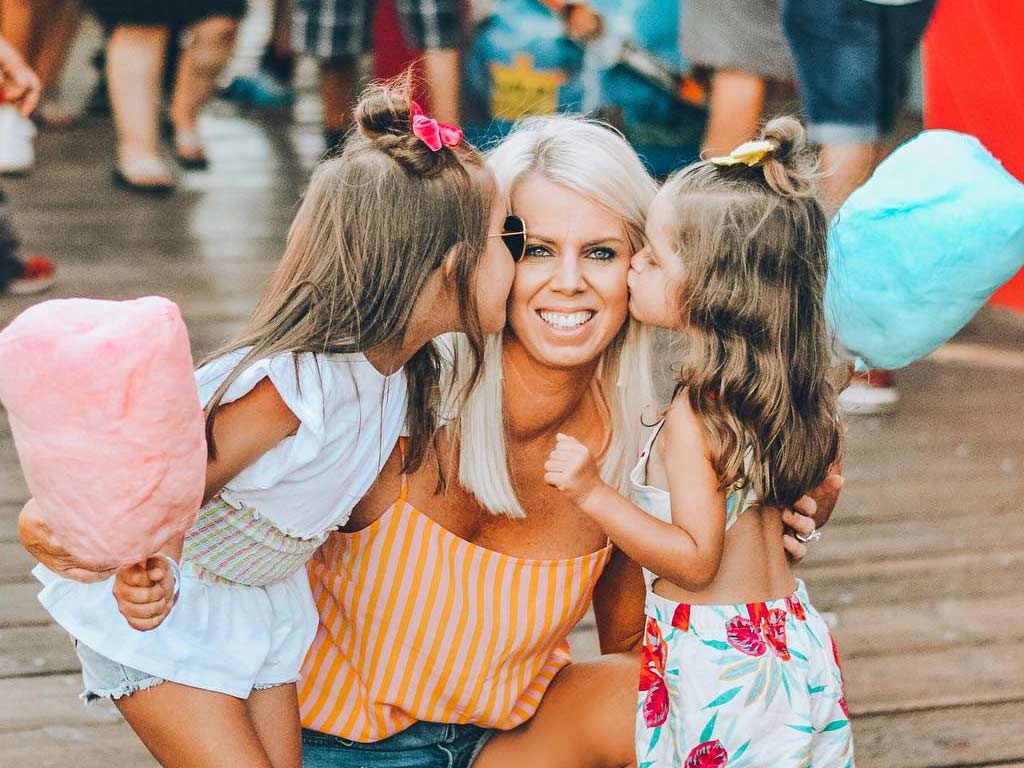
{"left": 0, "top": 721, "right": 156, "bottom": 768}
{"left": 854, "top": 700, "right": 1024, "bottom": 768}
{"left": 0, "top": 625, "right": 78, "bottom": 678}
{"left": 0, "top": 540, "right": 37, "bottom": 585}
{"left": 845, "top": 640, "right": 1024, "bottom": 716}
{"left": 0, "top": 581, "right": 48, "bottom": 627}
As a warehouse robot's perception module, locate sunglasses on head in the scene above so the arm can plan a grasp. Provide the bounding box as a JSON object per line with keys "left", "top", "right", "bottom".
{"left": 489, "top": 214, "right": 527, "bottom": 262}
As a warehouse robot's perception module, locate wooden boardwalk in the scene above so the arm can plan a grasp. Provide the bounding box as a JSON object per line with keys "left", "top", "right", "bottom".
{"left": 1, "top": 103, "right": 1023, "bottom": 767}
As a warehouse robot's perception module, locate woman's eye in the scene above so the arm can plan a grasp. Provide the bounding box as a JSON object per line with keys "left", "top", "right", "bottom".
{"left": 524, "top": 244, "right": 552, "bottom": 259}
{"left": 587, "top": 247, "right": 617, "bottom": 262}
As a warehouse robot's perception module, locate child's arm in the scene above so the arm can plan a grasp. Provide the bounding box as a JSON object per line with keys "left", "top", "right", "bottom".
{"left": 113, "top": 376, "right": 301, "bottom": 630}
{"left": 545, "top": 399, "right": 726, "bottom": 591}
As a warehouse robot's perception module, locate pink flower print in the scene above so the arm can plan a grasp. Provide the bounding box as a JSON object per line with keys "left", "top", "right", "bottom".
{"left": 639, "top": 617, "right": 669, "bottom": 727}
{"left": 642, "top": 675, "right": 669, "bottom": 728}
{"left": 785, "top": 594, "right": 807, "bottom": 621}
{"left": 685, "top": 739, "right": 729, "bottom": 768}
{"left": 839, "top": 696, "right": 850, "bottom": 718}
{"left": 763, "top": 608, "right": 791, "bottom": 660}
{"left": 726, "top": 615, "right": 767, "bottom": 657}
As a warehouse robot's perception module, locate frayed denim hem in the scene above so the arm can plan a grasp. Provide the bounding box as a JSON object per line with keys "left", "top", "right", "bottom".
{"left": 80, "top": 674, "right": 165, "bottom": 704}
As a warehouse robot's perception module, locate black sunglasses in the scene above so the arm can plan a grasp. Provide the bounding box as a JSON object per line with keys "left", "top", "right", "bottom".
{"left": 491, "top": 214, "right": 527, "bottom": 262}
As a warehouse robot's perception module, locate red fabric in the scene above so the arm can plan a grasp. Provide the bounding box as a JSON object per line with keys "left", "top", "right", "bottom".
{"left": 372, "top": 0, "right": 427, "bottom": 108}
{"left": 924, "top": 0, "right": 1024, "bottom": 311}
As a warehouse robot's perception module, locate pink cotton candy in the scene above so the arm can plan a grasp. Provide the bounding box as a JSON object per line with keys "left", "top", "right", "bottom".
{"left": 0, "top": 297, "right": 206, "bottom": 568}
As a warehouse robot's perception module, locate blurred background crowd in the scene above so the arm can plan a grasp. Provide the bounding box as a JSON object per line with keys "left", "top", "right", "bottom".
{"left": 0, "top": 0, "right": 1021, "bottom": 415}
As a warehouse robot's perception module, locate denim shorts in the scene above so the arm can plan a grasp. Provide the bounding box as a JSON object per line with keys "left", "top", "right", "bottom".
{"left": 75, "top": 639, "right": 165, "bottom": 703}
{"left": 302, "top": 721, "right": 495, "bottom": 768}
{"left": 74, "top": 639, "right": 292, "bottom": 702}
{"left": 781, "top": 0, "right": 936, "bottom": 143}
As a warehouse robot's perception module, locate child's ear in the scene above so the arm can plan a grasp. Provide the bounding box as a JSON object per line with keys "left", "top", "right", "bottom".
{"left": 442, "top": 246, "right": 459, "bottom": 279}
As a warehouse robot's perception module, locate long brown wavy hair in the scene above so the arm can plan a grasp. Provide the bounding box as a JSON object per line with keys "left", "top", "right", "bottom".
{"left": 202, "top": 72, "right": 493, "bottom": 472}
{"left": 664, "top": 116, "right": 842, "bottom": 507}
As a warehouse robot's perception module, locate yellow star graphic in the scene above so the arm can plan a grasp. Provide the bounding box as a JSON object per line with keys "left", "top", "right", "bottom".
{"left": 489, "top": 53, "right": 567, "bottom": 120}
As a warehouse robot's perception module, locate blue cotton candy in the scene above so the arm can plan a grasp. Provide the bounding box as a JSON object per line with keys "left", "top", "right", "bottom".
{"left": 825, "top": 130, "right": 1024, "bottom": 370}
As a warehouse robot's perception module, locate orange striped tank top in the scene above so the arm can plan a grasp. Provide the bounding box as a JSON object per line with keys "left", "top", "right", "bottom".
{"left": 298, "top": 462, "right": 612, "bottom": 742}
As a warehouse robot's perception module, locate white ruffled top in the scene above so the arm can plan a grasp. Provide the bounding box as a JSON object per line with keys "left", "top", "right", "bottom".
{"left": 195, "top": 348, "right": 408, "bottom": 538}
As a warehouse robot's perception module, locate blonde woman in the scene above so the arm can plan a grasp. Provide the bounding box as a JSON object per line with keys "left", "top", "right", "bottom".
{"left": 298, "top": 116, "right": 839, "bottom": 768}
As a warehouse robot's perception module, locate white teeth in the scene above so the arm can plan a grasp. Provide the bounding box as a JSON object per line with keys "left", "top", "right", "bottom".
{"left": 539, "top": 310, "right": 594, "bottom": 329}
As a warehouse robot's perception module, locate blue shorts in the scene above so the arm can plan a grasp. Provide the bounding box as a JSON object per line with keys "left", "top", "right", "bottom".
{"left": 781, "top": 0, "right": 936, "bottom": 143}
{"left": 75, "top": 639, "right": 165, "bottom": 703}
{"left": 302, "top": 722, "right": 494, "bottom": 768}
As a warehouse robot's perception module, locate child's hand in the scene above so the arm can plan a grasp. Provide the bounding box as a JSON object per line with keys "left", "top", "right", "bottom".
{"left": 112, "top": 557, "right": 179, "bottom": 632}
{"left": 562, "top": 4, "right": 604, "bottom": 42}
{"left": 545, "top": 433, "right": 605, "bottom": 507}
{"left": 0, "top": 36, "right": 40, "bottom": 116}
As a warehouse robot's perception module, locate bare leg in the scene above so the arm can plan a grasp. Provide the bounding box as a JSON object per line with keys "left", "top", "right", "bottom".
{"left": 320, "top": 56, "right": 358, "bottom": 136}
{"left": 422, "top": 48, "right": 460, "bottom": 124}
{"left": 169, "top": 15, "right": 239, "bottom": 150}
{"left": 819, "top": 142, "right": 876, "bottom": 207}
{"left": 270, "top": 0, "right": 293, "bottom": 59}
{"left": 0, "top": 0, "right": 32, "bottom": 57}
{"left": 246, "top": 683, "right": 303, "bottom": 768}
{"left": 701, "top": 68, "right": 766, "bottom": 157}
{"left": 30, "top": 0, "right": 81, "bottom": 92}
{"left": 114, "top": 680, "right": 276, "bottom": 767}
{"left": 106, "top": 24, "right": 174, "bottom": 185}
{"left": 475, "top": 653, "right": 640, "bottom": 768}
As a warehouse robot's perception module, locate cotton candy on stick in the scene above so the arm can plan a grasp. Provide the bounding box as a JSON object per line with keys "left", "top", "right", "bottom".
{"left": 826, "top": 130, "right": 1024, "bottom": 370}
{"left": 0, "top": 297, "right": 206, "bottom": 569}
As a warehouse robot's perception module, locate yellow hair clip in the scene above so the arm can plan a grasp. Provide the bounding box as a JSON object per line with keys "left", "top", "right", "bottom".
{"left": 708, "top": 139, "right": 777, "bottom": 167}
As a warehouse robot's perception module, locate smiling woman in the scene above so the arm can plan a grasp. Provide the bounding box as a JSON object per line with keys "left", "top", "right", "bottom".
{"left": 449, "top": 116, "right": 657, "bottom": 519}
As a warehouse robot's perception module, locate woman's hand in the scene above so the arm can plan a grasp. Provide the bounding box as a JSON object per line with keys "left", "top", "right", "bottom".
{"left": 17, "top": 499, "right": 119, "bottom": 582}
{"left": 112, "top": 558, "right": 178, "bottom": 632}
{"left": 780, "top": 466, "right": 843, "bottom": 561}
{"left": 545, "top": 433, "right": 606, "bottom": 507}
{"left": 807, "top": 468, "right": 844, "bottom": 528}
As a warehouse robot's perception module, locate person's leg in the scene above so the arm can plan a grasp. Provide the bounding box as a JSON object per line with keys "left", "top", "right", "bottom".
{"left": 474, "top": 653, "right": 640, "bottom": 768}
{"left": 0, "top": 187, "right": 24, "bottom": 288}
{"left": 819, "top": 141, "right": 876, "bottom": 206}
{"left": 320, "top": 56, "right": 360, "bottom": 143}
{"left": 0, "top": 0, "right": 32, "bottom": 56}
{"left": 701, "top": 68, "right": 766, "bottom": 157}
{"left": 270, "top": 0, "right": 294, "bottom": 62}
{"left": 292, "top": 0, "right": 369, "bottom": 146}
{"left": 114, "top": 679, "right": 278, "bottom": 767}
{"left": 106, "top": 24, "right": 175, "bottom": 187}
{"left": 394, "top": 0, "right": 462, "bottom": 124}
{"left": 421, "top": 48, "right": 460, "bottom": 125}
{"left": 247, "top": 683, "right": 303, "bottom": 768}
{"left": 27, "top": 0, "right": 81, "bottom": 91}
{"left": 168, "top": 15, "right": 239, "bottom": 164}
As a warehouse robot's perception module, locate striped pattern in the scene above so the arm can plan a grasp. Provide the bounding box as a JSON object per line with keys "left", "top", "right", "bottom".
{"left": 182, "top": 498, "right": 326, "bottom": 587}
{"left": 298, "top": 482, "right": 612, "bottom": 742}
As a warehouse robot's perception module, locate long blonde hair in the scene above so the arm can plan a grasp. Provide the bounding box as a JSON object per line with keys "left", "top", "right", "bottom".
{"left": 445, "top": 116, "right": 657, "bottom": 518}
{"left": 665, "top": 116, "right": 842, "bottom": 507}
{"left": 203, "top": 75, "right": 494, "bottom": 472}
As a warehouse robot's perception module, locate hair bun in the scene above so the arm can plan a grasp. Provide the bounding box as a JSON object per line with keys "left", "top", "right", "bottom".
{"left": 351, "top": 77, "right": 452, "bottom": 176}
{"left": 354, "top": 82, "right": 412, "bottom": 139}
{"left": 758, "top": 116, "right": 819, "bottom": 198}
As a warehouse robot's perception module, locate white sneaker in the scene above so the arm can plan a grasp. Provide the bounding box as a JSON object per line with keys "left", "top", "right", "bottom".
{"left": 838, "top": 370, "right": 900, "bottom": 416}
{"left": 0, "top": 105, "right": 37, "bottom": 175}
